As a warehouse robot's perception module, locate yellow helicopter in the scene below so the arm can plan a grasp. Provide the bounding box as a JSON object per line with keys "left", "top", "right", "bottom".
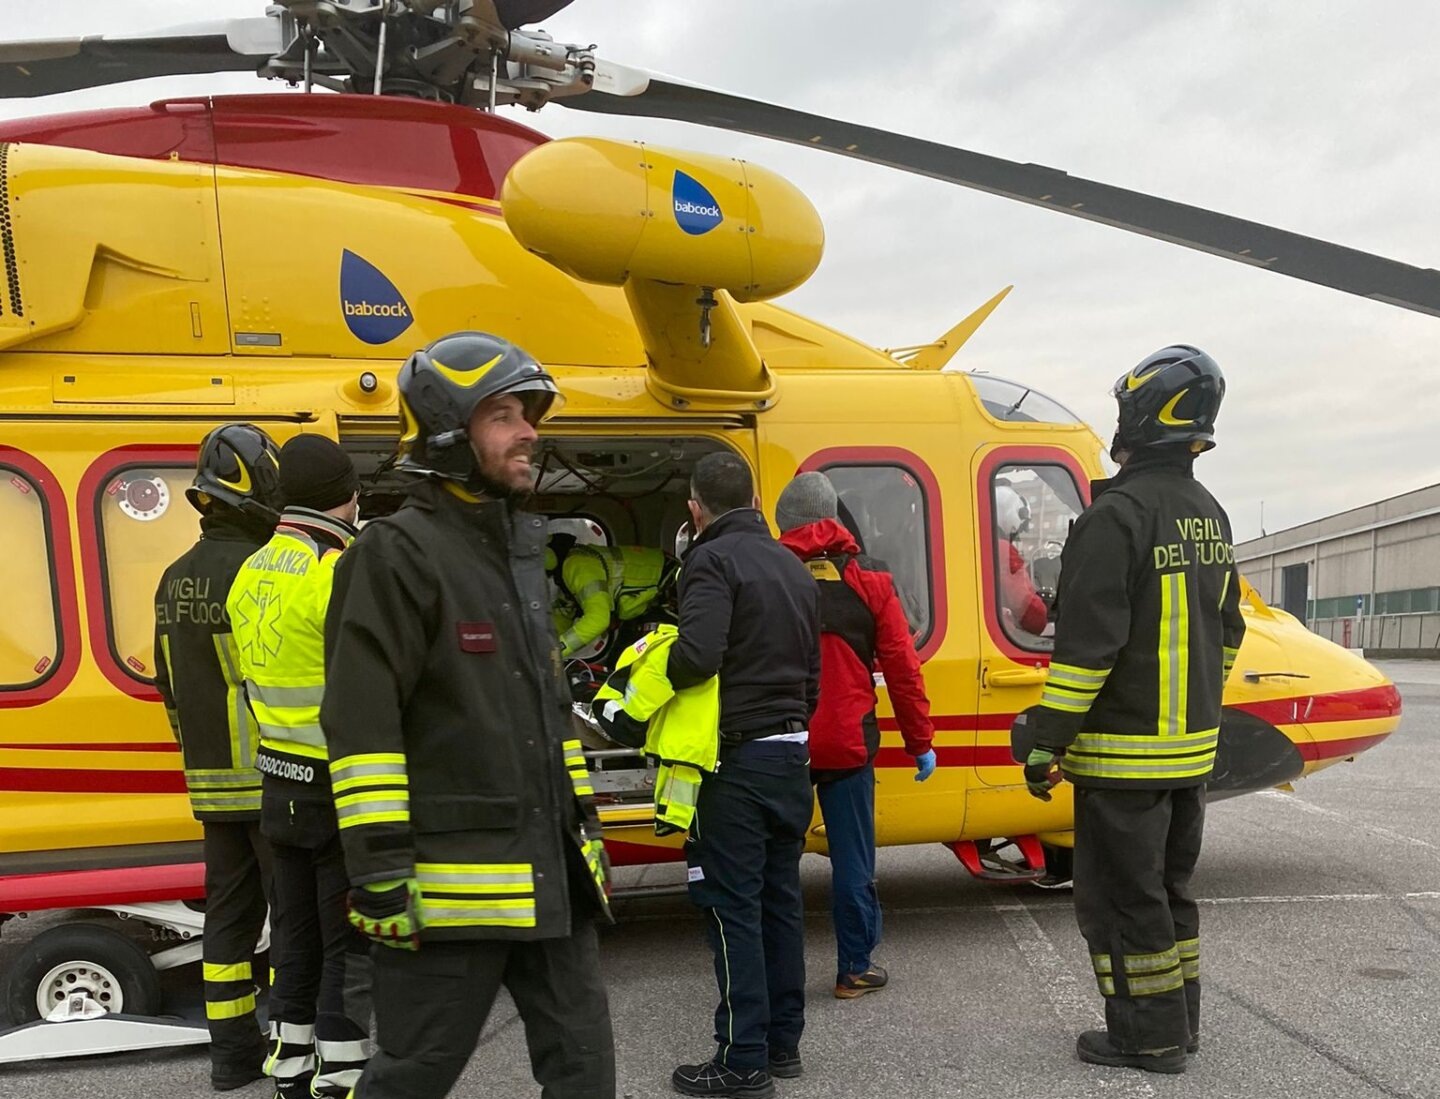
{"left": 0, "top": 0, "right": 1410, "bottom": 1047}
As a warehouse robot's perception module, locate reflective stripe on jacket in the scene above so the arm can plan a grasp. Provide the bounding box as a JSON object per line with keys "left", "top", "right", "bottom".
{"left": 1032, "top": 448, "right": 1247, "bottom": 789}
{"left": 227, "top": 509, "right": 355, "bottom": 781}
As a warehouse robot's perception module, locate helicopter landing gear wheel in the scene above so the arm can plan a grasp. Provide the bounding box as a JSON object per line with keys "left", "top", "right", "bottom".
{"left": 0, "top": 924, "right": 161, "bottom": 1026}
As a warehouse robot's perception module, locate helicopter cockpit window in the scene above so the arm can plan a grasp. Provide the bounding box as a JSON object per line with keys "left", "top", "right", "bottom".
{"left": 821, "top": 464, "right": 933, "bottom": 646}
{"left": 968, "top": 375, "right": 1083, "bottom": 425}
{"left": 0, "top": 464, "right": 61, "bottom": 691}
{"left": 97, "top": 465, "right": 201, "bottom": 683}
{"left": 989, "top": 463, "right": 1085, "bottom": 651}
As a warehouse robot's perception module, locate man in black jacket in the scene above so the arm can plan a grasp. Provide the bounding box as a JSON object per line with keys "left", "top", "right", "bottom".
{"left": 321, "top": 332, "right": 614, "bottom": 1099}
{"left": 668, "top": 452, "right": 820, "bottom": 1099}
{"left": 1019, "top": 346, "right": 1245, "bottom": 1075}
{"left": 153, "top": 423, "right": 282, "bottom": 1091}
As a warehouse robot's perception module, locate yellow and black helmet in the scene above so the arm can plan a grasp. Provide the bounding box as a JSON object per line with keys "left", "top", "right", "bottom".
{"left": 396, "top": 331, "right": 562, "bottom": 481}
{"left": 186, "top": 423, "right": 283, "bottom": 524}
{"left": 1111, "top": 345, "right": 1226, "bottom": 455}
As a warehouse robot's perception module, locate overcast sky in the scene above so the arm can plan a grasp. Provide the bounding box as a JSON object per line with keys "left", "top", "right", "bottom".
{"left": 8, "top": 1, "right": 1440, "bottom": 541}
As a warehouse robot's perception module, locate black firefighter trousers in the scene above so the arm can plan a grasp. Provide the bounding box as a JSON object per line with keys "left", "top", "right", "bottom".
{"left": 1073, "top": 785, "right": 1205, "bottom": 1054}
{"left": 201, "top": 819, "right": 273, "bottom": 1077}
{"left": 262, "top": 781, "right": 373, "bottom": 1097}
{"left": 686, "top": 738, "right": 813, "bottom": 1070}
{"left": 355, "top": 912, "right": 614, "bottom": 1099}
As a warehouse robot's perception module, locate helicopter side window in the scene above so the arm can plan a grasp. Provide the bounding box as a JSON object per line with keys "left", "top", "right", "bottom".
{"left": 988, "top": 463, "right": 1085, "bottom": 652}
{"left": 0, "top": 460, "right": 62, "bottom": 692}
{"left": 820, "top": 463, "right": 933, "bottom": 647}
{"left": 93, "top": 464, "right": 201, "bottom": 684}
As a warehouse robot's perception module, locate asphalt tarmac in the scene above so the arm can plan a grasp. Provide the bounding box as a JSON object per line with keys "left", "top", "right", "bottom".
{"left": 4, "top": 660, "right": 1439, "bottom": 1098}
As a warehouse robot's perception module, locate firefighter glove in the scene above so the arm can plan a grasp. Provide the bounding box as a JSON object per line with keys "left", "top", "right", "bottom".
{"left": 348, "top": 878, "right": 423, "bottom": 951}
{"left": 913, "top": 749, "right": 937, "bottom": 782}
{"left": 1024, "top": 747, "right": 1062, "bottom": 802}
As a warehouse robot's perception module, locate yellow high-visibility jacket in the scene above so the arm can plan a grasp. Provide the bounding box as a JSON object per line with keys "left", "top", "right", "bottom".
{"left": 593, "top": 625, "right": 719, "bottom": 834}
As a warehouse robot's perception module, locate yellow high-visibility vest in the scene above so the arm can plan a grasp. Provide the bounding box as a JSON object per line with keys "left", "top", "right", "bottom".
{"left": 227, "top": 519, "right": 352, "bottom": 768}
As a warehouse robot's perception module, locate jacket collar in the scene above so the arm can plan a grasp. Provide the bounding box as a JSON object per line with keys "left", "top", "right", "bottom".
{"left": 277, "top": 507, "right": 357, "bottom": 553}
{"left": 1092, "top": 446, "right": 1196, "bottom": 500}
{"left": 199, "top": 509, "right": 271, "bottom": 544}
{"left": 778, "top": 518, "right": 858, "bottom": 560}
{"left": 694, "top": 507, "right": 770, "bottom": 548}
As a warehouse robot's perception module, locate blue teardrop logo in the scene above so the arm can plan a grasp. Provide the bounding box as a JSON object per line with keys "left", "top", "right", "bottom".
{"left": 672, "top": 170, "right": 724, "bottom": 236}
{"left": 340, "top": 250, "right": 414, "bottom": 345}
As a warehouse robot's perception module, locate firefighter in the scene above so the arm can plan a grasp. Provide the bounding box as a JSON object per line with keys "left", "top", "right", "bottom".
{"left": 667, "top": 452, "right": 820, "bottom": 1098}
{"left": 153, "top": 423, "right": 281, "bottom": 1091}
{"left": 227, "top": 435, "right": 370, "bottom": 1099}
{"left": 548, "top": 537, "right": 679, "bottom": 657}
{"left": 320, "top": 331, "right": 615, "bottom": 1099}
{"left": 1016, "top": 345, "right": 1245, "bottom": 1074}
{"left": 774, "top": 472, "right": 936, "bottom": 1000}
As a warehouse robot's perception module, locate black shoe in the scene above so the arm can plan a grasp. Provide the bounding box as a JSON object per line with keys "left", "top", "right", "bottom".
{"left": 672, "top": 1059, "right": 775, "bottom": 1097}
{"left": 1076, "top": 1030, "right": 1186, "bottom": 1075}
{"left": 834, "top": 964, "right": 888, "bottom": 999}
{"left": 211, "top": 1064, "right": 265, "bottom": 1092}
{"left": 1188, "top": 1034, "right": 1201, "bottom": 1055}
{"left": 767, "top": 1048, "right": 803, "bottom": 1079}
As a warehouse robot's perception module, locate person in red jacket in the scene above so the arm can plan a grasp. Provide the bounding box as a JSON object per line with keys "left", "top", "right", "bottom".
{"left": 995, "top": 483, "right": 1050, "bottom": 637}
{"left": 776, "top": 472, "right": 936, "bottom": 999}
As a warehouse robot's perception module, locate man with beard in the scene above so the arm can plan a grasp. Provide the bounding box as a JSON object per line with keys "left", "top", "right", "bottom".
{"left": 321, "top": 332, "right": 615, "bottom": 1099}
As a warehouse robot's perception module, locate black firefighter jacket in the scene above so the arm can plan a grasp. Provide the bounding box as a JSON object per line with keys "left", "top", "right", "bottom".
{"left": 320, "top": 481, "right": 611, "bottom": 942}
{"left": 153, "top": 512, "right": 270, "bottom": 821}
{"left": 1031, "top": 448, "right": 1246, "bottom": 789}
{"left": 667, "top": 507, "right": 820, "bottom": 737}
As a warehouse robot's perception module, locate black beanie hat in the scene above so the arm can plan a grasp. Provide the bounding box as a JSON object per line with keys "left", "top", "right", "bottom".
{"left": 279, "top": 435, "right": 359, "bottom": 512}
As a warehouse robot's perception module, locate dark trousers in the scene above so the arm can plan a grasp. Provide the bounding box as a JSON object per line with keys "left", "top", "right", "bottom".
{"left": 686, "top": 739, "right": 813, "bottom": 1070}
{"left": 356, "top": 917, "right": 615, "bottom": 1099}
{"left": 816, "top": 765, "right": 881, "bottom": 977}
{"left": 1073, "top": 785, "right": 1205, "bottom": 1054}
{"left": 201, "top": 819, "right": 273, "bottom": 1075}
{"left": 262, "top": 784, "right": 373, "bottom": 1096}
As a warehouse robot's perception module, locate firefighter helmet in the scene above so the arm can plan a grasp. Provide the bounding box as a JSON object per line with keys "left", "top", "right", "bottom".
{"left": 185, "top": 423, "right": 283, "bottom": 525}
{"left": 396, "top": 331, "right": 563, "bottom": 482}
{"left": 1111, "top": 345, "right": 1226, "bottom": 455}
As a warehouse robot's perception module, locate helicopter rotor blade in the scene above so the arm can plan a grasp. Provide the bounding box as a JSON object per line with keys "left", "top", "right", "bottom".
{"left": 0, "top": 18, "right": 286, "bottom": 99}
{"left": 563, "top": 68, "right": 1440, "bottom": 319}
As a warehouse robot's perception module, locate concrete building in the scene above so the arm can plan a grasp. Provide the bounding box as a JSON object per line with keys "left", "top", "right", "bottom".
{"left": 1236, "top": 483, "right": 1440, "bottom": 654}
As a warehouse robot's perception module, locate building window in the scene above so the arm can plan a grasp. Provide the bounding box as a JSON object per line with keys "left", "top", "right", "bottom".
{"left": 820, "top": 463, "right": 934, "bottom": 645}
{"left": 988, "top": 463, "right": 1085, "bottom": 651}
{"left": 96, "top": 465, "right": 200, "bottom": 683}
{"left": 0, "top": 465, "right": 61, "bottom": 691}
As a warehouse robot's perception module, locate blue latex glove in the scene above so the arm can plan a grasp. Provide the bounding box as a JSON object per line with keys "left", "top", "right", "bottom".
{"left": 913, "top": 749, "right": 937, "bottom": 782}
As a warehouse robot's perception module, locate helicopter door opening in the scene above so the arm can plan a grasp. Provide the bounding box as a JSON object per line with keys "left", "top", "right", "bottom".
{"left": 343, "top": 427, "right": 753, "bottom": 813}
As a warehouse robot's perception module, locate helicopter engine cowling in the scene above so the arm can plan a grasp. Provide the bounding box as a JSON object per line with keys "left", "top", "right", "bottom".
{"left": 501, "top": 138, "right": 824, "bottom": 412}
{"left": 499, "top": 136, "right": 823, "bottom": 300}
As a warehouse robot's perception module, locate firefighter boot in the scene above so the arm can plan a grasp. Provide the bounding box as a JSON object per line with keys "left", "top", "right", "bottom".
{"left": 1076, "top": 1029, "right": 1186, "bottom": 1074}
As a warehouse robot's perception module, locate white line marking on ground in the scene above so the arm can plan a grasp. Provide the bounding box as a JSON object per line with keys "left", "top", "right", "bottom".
{"left": 1258, "top": 788, "right": 1440, "bottom": 852}
{"left": 990, "top": 893, "right": 1157, "bottom": 1098}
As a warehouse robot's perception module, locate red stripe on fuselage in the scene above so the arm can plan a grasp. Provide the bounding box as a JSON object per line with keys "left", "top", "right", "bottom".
{"left": 0, "top": 743, "right": 181, "bottom": 753}
{"left": 0, "top": 863, "right": 205, "bottom": 911}
{"left": 0, "top": 768, "right": 186, "bottom": 794}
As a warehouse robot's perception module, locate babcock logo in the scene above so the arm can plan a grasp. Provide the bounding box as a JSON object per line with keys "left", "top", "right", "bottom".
{"left": 672, "top": 171, "right": 723, "bottom": 236}
{"left": 340, "top": 250, "right": 414, "bottom": 345}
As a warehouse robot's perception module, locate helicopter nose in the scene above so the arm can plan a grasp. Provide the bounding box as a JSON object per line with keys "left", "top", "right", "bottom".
{"left": 1208, "top": 708, "right": 1306, "bottom": 800}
